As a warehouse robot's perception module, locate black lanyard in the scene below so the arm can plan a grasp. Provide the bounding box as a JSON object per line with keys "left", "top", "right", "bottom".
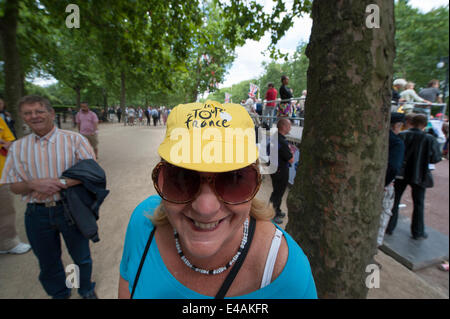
{"left": 130, "top": 217, "right": 256, "bottom": 299}
{"left": 214, "top": 217, "right": 256, "bottom": 299}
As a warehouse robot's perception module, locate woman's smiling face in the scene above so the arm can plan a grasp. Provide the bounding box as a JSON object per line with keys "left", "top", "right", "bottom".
{"left": 163, "top": 172, "right": 251, "bottom": 261}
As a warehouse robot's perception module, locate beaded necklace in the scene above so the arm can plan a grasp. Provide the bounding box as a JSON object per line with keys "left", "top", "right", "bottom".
{"left": 173, "top": 218, "right": 249, "bottom": 275}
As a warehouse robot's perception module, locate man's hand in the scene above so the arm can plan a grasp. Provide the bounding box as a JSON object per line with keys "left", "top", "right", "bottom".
{"left": 31, "top": 191, "right": 55, "bottom": 201}
{"left": 27, "top": 178, "right": 67, "bottom": 195}
{"left": 0, "top": 138, "right": 12, "bottom": 150}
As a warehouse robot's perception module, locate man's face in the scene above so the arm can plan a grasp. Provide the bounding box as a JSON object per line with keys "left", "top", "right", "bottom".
{"left": 20, "top": 102, "right": 55, "bottom": 137}
{"left": 81, "top": 104, "right": 89, "bottom": 112}
{"left": 283, "top": 77, "right": 289, "bottom": 85}
{"left": 280, "top": 121, "right": 291, "bottom": 135}
{"left": 286, "top": 122, "right": 292, "bottom": 134}
{"left": 392, "top": 122, "right": 403, "bottom": 135}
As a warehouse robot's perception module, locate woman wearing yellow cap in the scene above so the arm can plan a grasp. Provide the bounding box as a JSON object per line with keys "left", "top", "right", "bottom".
{"left": 118, "top": 101, "right": 317, "bottom": 299}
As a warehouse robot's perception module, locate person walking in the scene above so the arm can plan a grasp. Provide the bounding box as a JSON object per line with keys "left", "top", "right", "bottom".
{"left": 0, "top": 95, "right": 98, "bottom": 298}
{"left": 128, "top": 107, "right": 136, "bottom": 126}
{"left": 116, "top": 107, "right": 122, "bottom": 123}
{"left": 145, "top": 107, "right": 151, "bottom": 126}
{"left": 162, "top": 107, "right": 168, "bottom": 126}
{"left": 151, "top": 107, "right": 158, "bottom": 126}
{"left": 376, "top": 113, "right": 405, "bottom": 246}
{"left": 76, "top": 102, "right": 99, "bottom": 159}
{"left": 108, "top": 107, "right": 115, "bottom": 123}
{"left": 269, "top": 119, "right": 294, "bottom": 224}
{"left": 386, "top": 114, "right": 442, "bottom": 240}
{"left": 0, "top": 117, "right": 31, "bottom": 255}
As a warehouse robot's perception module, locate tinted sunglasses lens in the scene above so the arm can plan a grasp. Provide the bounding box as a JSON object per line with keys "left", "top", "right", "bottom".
{"left": 215, "top": 166, "right": 259, "bottom": 203}
{"left": 157, "top": 165, "right": 200, "bottom": 202}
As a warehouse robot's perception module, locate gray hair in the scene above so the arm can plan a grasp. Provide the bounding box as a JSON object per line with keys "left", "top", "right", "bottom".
{"left": 18, "top": 95, "right": 53, "bottom": 112}
{"left": 393, "top": 78, "right": 407, "bottom": 87}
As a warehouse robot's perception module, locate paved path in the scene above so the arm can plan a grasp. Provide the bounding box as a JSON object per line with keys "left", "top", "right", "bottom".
{"left": 0, "top": 121, "right": 447, "bottom": 299}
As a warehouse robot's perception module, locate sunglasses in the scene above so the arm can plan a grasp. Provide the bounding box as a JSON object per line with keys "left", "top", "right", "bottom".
{"left": 152, "top": 162, "right": 262, "bottom": 205}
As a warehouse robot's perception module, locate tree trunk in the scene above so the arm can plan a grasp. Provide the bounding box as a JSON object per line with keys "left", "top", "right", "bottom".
{"left": 102, "top": 88, "right": 108, "bottom": 110}
{"left": 286, "top": 0, "right": 395, "bottom": 299}
{"left": 74, "top": 85, "right": 81, "bottom": 109}
{"left": 120, "top": 71, "right": 126, "bottom": 109}
{"left": 0, "top": 0, "right": 24, "bottom": 137}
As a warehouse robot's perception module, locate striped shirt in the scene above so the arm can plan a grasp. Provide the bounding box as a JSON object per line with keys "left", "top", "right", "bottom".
{"left": 0, "top": 126, "right": 95, "bottom": 203}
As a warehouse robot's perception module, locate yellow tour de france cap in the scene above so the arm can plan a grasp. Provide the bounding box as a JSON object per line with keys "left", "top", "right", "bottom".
{"left": 158, "top": 100, "right": 258, "bottom": 172}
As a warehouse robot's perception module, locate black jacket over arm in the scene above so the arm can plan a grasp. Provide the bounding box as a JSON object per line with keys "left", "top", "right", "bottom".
{"left": 385, "top": 130, "right": 405, "bottom": 186}
{"left": 61, "top": 159, "right": 110, "bottom": 242}
{"left": 399, "top": 128, "right": 442, "bottom": 188}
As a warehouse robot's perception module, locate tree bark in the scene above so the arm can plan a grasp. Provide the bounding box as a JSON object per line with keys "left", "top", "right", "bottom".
{"left": 102, "top": 88, "right": 108, "bottom": 110}
{"left": 286, "top": 0, "right": 395, "bottom": 298}
{"left": 0, "top": 0, "right": 24, "bottom": 137}
{"left": 120, "top": 71, "right": 126, "bottom": 109}
{"left": 74, "top": 85, "right": 81, "bottom": 109}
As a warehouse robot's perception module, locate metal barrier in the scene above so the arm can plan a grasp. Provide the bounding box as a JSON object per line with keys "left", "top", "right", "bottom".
{"left": 241, "top": 98, "right": 447, "bottom": 128}
{"left": 392, "top": 101, "right": 447, "bottom": 119}
{"left": 241, "top": 98, "right": 447, "bottom": 146}
{"left": 241, "top": 97, "right": 305, "bottom": 128}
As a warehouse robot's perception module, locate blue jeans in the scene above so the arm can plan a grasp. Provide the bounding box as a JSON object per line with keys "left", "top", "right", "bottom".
{"left": 25, "top": 203, "right": 95, "bottom": 298}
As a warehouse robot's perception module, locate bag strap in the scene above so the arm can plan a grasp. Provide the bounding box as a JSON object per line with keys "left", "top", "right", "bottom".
{"left": 215, "top": 216, "right": 256, "bottom": 299}
{"left": 130, "top": 227, "right": 156, "bottom": 299}
{"left": 260, "top": 228, "right": 283, "bottom": 288}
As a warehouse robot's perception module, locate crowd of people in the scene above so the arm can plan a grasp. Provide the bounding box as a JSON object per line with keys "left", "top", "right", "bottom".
{"left": 241, "top": 75, "right": 308, "bottom": 130}
{"left": 0, "top": 72, "right": 448, "bottom": 299}
{"left": 377, "top": 112, "right": 445, "bottom": 248}
{"left": 391, "top": 78, "right": 444, "bottom": 118}
{"left": 0, "top": 96, "right": 317, "bottom": 299}
{"left": 108, "top": 105, "right": 170, "bottom": 127}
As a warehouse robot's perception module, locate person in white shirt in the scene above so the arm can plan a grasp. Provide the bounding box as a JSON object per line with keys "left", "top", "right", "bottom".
{"left": 400, "top": 82, "right": 431, "bottom": 115}
{"left": 128, "top": 107, "right": 136, "bottom": 126}
{"left": 124, "top": 107, "right": 129, "bottom": 126}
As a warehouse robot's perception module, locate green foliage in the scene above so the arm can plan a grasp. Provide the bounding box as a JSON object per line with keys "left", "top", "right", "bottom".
{"left": 207, "top": 42, "right": 309, "bottom": 103}
{"left": 207, "top": 79, "right": 256, "bottom": 103}
{"left": 25, "top": 82, "right": 62, "bottom": 105}
{"left": 3, "top": 0, "right": 447, "bottom": 110}
{"left": 394, "top": 1, "right": 449, "bottom": 90}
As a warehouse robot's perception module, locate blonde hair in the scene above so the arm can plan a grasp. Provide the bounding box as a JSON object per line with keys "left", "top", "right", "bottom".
{"left": 406, "top": 82, "right": 415, "bottom": 89}
{"left": 149, "top": 198, "right": 275, "bottom": 227}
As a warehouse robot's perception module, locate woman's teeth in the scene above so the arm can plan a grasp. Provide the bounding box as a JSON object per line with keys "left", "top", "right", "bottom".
{"left": 193, "top": 220, "right": 219, "bottom": 230}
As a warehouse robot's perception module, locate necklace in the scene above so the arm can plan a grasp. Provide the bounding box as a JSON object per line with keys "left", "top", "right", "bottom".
{"left": 173, "top": 218, "right": 249, "bottom": 275}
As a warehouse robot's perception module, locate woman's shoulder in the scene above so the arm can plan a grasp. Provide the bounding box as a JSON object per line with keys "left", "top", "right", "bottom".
{"left": 254, "top": 220, "right": 309, "bottom": 259}
{"left": 128, "top": 195, "right": 162, "bottom": 232}
{"left": 250, "top": 220, "right": 317, "bottom": 298}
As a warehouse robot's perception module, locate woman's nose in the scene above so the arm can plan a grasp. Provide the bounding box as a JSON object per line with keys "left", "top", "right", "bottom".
{"left": 191, "top": 180, "right": 221, "bottom": 217}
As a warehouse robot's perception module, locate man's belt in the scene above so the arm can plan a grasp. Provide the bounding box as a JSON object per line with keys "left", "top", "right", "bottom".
{"left": 28, "top": 200, "right": 63, "bottom": 208}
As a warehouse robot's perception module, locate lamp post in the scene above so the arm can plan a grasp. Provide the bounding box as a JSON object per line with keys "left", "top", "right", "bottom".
{"left": 437, "top": 56, "right": 449, "bottom": 120}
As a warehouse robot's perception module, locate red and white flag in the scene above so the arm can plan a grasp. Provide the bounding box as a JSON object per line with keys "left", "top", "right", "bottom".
{"left": 249, "top": 83, "right": 259, "bottom": 98}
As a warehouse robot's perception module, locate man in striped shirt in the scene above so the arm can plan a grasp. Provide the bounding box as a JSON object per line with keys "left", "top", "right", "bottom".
{"left": 0, "top": 95, "right": 98, "bottom": 299}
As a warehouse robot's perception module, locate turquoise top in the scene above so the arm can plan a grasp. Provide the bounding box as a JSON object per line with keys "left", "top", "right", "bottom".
{"left": 120, "top": 195, "right": 317, "bottom": 299}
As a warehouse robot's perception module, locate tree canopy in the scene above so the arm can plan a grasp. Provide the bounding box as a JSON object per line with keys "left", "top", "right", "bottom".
{"left": 394, "top": 0, "right": 449, "bottom": 90}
